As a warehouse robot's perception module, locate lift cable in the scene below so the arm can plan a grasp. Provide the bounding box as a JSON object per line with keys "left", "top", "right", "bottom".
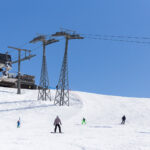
{"left": 80, "top": 33, "right": 150, "bottom": 40}
{"left": 83, "top": 36, "right": 150, "bottom": 44}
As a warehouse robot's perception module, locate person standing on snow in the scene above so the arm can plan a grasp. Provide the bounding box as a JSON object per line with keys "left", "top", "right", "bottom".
{"left": 82, "top": 118, "right": 86, "bottom": 125}
{"left": 54, "top": 116, "right": 62, "bottom": 133}
{"left": 17, "top": 118, "right": 21, "bottom": 128}
{"left": 121, "top": 115, "right": 126, "bottom": 124}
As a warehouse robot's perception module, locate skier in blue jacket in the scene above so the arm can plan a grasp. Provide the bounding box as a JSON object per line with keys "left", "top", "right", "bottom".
{"left": 17, "top": 118, "right": 21, "bottom": 128}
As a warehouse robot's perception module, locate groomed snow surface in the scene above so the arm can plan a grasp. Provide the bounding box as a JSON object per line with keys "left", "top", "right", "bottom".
{"left": 0, "top": 87, "right": 150, "bottom": 150}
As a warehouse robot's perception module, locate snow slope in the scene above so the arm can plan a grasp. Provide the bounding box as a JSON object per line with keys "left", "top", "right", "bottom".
{"left": 0, "top": 87, "right": 150, "bottom": 150}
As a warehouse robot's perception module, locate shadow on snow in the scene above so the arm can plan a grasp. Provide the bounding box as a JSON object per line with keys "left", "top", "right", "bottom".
{"left": 0, "top": 104, "right": 55, "bottom": 112}
{"left": 0, "top": 100, "right": 35, "bottom": 105}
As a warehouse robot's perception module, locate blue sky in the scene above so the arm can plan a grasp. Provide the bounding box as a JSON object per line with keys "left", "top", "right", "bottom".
{"left": 0, "top": 0, "right": 150, "bottom": 97}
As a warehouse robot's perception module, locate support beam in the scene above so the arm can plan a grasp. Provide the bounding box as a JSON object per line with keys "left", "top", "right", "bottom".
{"left": 12, "top": 54, "right": 36, "bottom": 64}
{"left": 8, "top": 46, "right": 35, "bottom": 94}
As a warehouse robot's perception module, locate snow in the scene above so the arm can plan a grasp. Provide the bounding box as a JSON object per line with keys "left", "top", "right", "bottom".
{"left": 0, "top": 87, "right": 150, "bottom": 150}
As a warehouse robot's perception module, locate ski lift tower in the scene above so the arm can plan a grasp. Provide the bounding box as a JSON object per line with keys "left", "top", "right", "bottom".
{"left": 52, "top": 30, "right": 84, "bottom": 106}
{"left": 8, "top": 46, "right": 36, "bottom": 94}
{"left": 30, "top": 36, "right": 59, "bottom": 101}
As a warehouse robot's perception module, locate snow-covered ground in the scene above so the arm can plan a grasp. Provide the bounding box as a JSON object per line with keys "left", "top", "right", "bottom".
{"left": 0, "top": 87, "right": 150, "bottom": 150}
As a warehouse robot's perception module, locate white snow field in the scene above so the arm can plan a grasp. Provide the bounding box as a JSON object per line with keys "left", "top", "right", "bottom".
{"left": 0, "top": 87, "right": 150, "bottom": 150}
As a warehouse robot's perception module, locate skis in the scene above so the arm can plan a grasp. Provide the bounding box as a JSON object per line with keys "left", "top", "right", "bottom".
{"left": 50, "top": 132, "right": 64, "bottom": 134}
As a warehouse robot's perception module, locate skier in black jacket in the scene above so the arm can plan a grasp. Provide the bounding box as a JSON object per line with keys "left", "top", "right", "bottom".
{"left": 121, "top": 115, "right": 126, "bottom": 124}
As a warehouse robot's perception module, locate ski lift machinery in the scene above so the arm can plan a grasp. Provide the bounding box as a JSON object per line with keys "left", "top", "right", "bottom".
{"left": 0, "top": 53, "right": 12, "bottom": 72}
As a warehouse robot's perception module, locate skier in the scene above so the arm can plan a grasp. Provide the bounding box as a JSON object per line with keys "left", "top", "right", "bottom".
{"left": 82, "top": 118, "right": 86, "bottom": 125}
{"left": 17, "top": 118, "right": 21, "bottom": 128}
{"left": 54, "top": 116, "right": 62, "bottom": 133}
{"left": 121, "top": 115, "right": 126, "bottom": 124}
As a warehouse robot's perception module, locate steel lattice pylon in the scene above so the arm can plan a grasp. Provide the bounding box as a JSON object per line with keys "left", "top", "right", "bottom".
{"left": 54, "top": 38, "right": 69, "bottom": 106}
{"left": 29, "top": 36, "right": 59, "bottom": 101}
{"left": 38, "top": 43, "right": 51, "bottom": 100}
{"left": 52, "top": 30, "right": 84, "bottom": 106}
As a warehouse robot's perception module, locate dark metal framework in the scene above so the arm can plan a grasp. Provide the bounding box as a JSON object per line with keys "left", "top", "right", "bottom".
{"left": 30, "top": 36, "right": 59, "bottom": 100}
{"left": 0, "top": 53, "right": 11, "bottom": 64}
{"left": 0, "top": 53, "right": 12, "bottom": 72}
{"left": 52, "top": 31, "right": 83, "bottom": 106}
{"left": 8, "top": 46, "right": 35, "bottom": 94}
